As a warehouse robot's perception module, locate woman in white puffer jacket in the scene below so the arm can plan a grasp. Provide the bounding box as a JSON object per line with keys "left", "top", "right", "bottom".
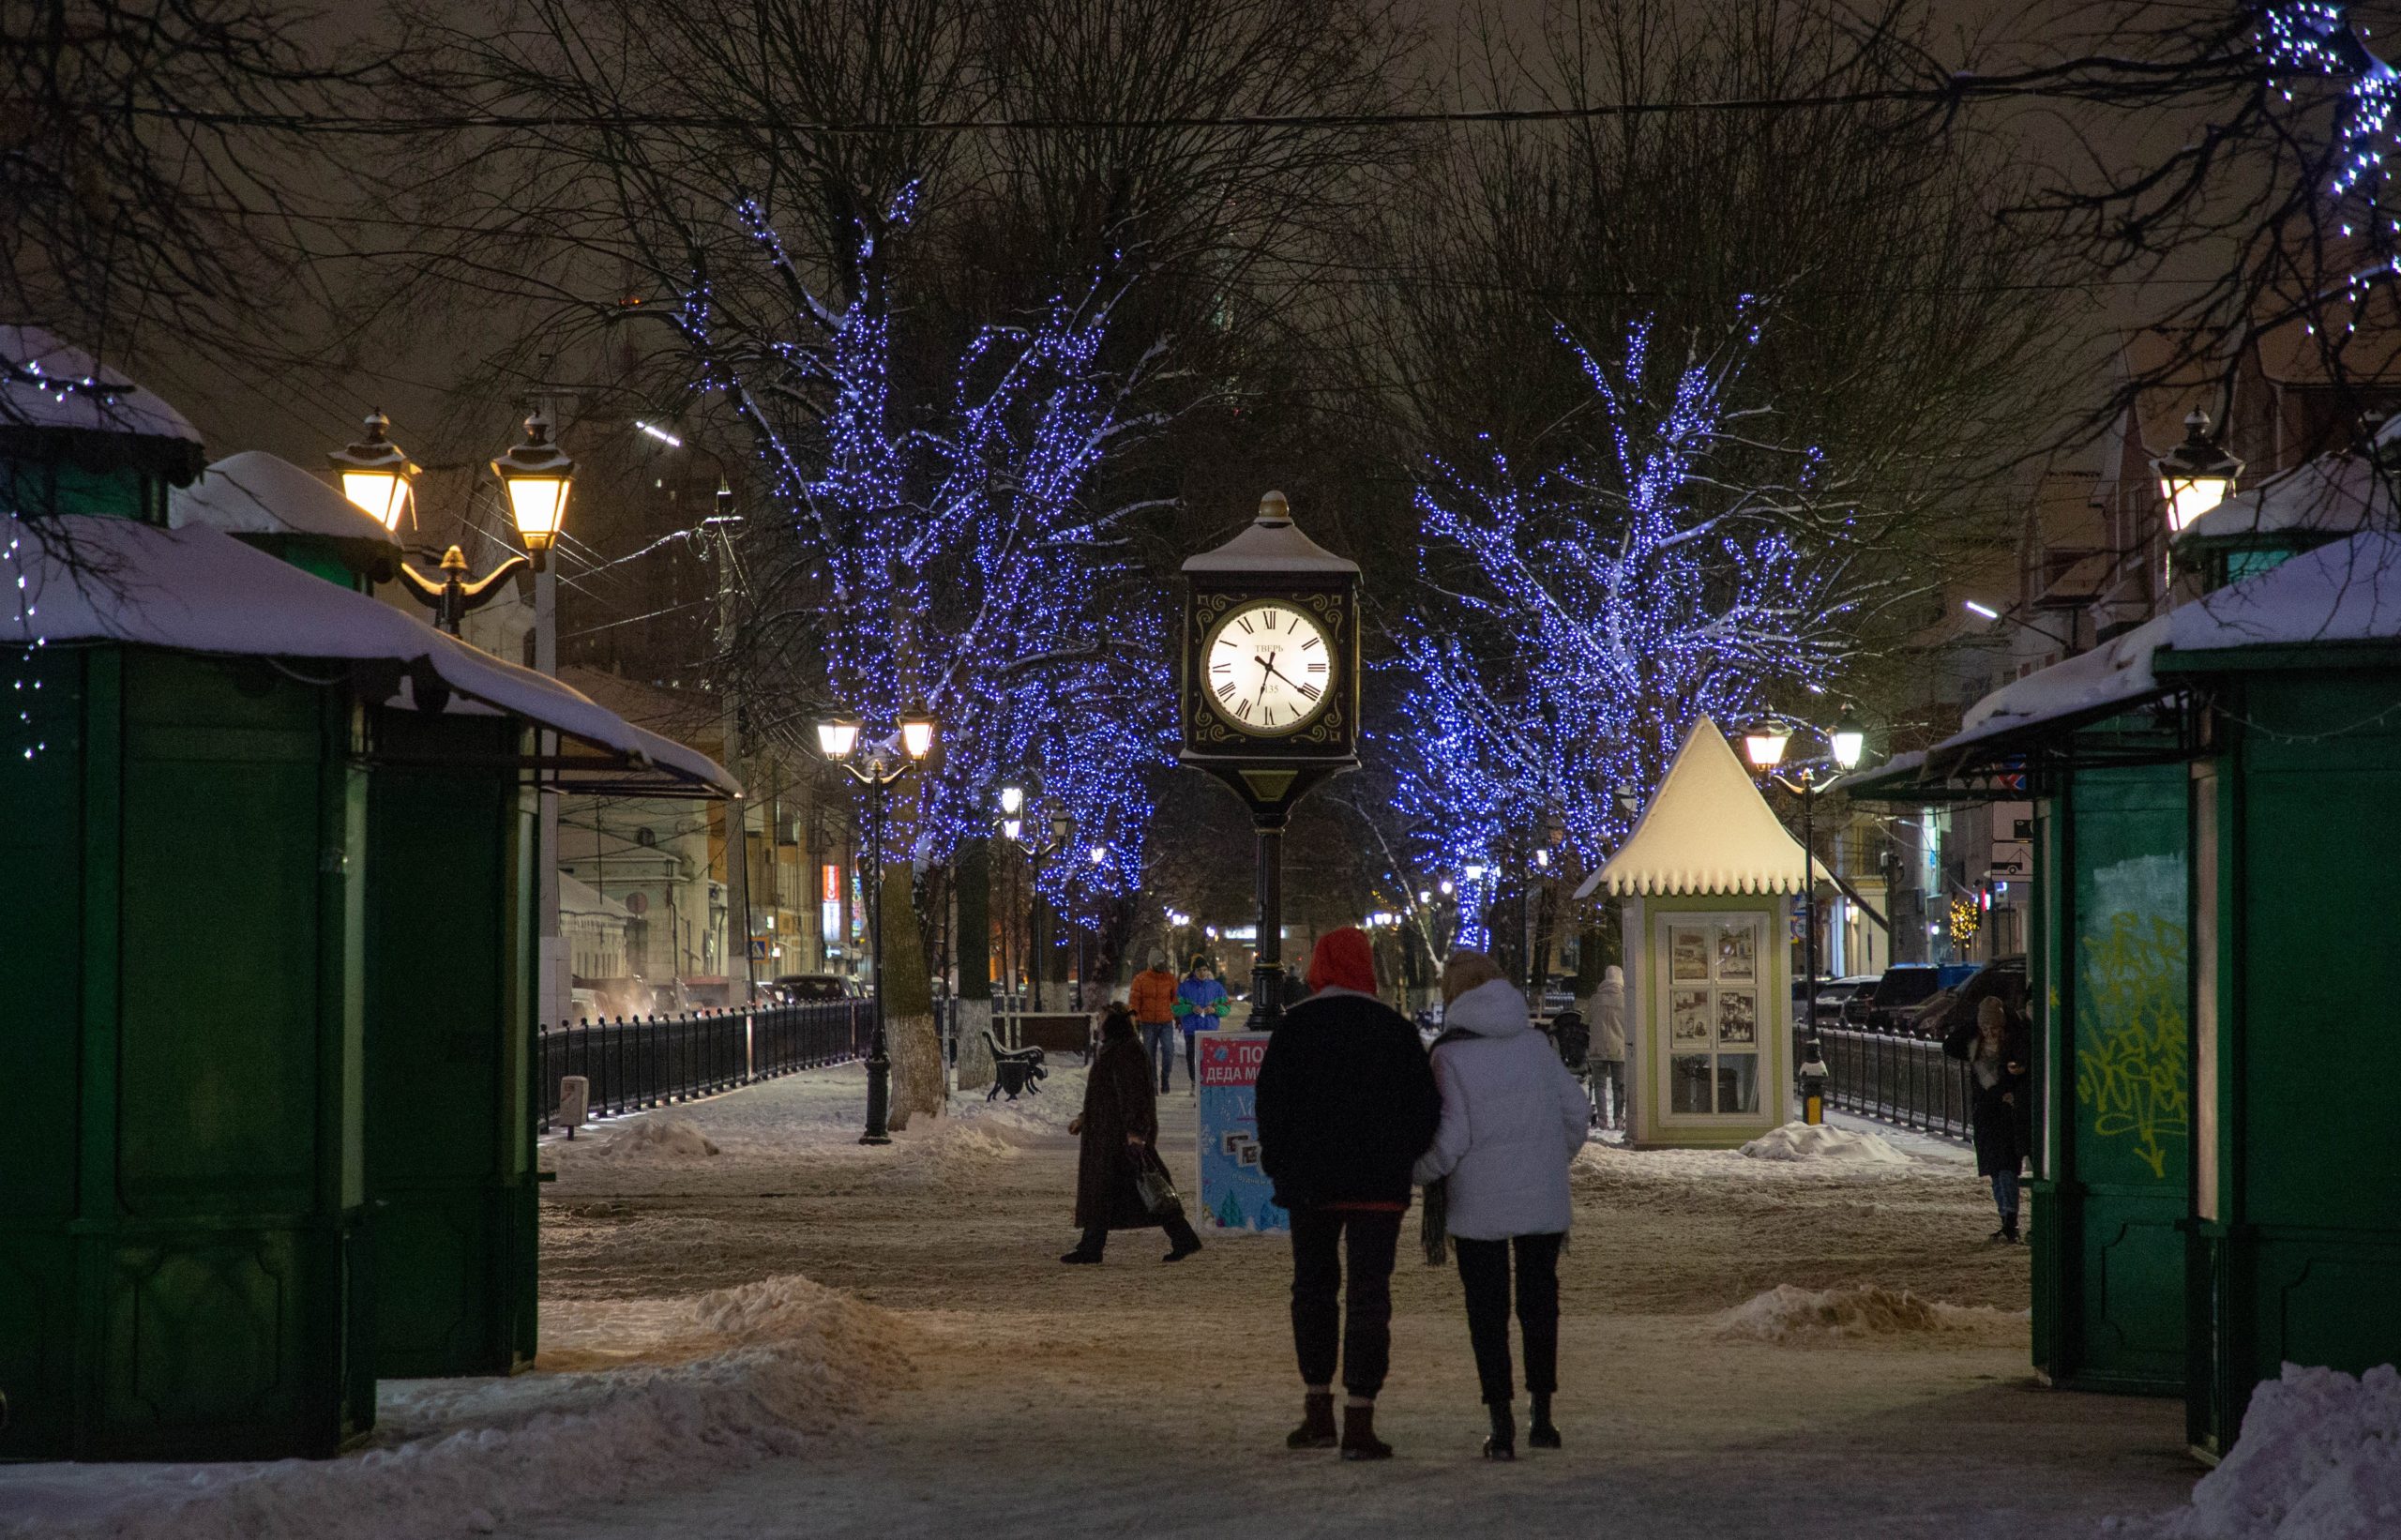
{"left": 1413, "top": 951, "right": 1593, "bottom": 1461}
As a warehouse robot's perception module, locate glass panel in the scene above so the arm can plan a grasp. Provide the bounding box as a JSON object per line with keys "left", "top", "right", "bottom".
{"left": 1670, "top": 1054, "right": 1715, "bottom": 1114}
{"left": 1715, "top": 1052, "right": 1759, "bottom": 1114}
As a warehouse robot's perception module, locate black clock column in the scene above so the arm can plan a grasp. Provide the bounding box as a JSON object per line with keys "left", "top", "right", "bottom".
{"left": 1252, "top": 815, "right": 1287, "bottom": 1028}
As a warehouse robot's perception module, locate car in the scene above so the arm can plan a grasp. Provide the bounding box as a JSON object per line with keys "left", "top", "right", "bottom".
{"left": 1806, "top": 974, "right": 1878, "bottom": 1027}
{"left": 1859, "top": 963, "right": 1947, "bottom": 1034}
{"left": 1913, "top": 956, "right": 2030, "bottom": 1041}
{"left": 770, "top": 973, "right": 862, "bottom": 1003}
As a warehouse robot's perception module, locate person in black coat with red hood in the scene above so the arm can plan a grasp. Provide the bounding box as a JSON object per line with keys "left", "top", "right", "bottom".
{"left": 1255, "top": 928, "right": 1442, "bottom": 1461}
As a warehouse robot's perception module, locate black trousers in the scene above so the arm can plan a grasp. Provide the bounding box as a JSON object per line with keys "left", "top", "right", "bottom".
{"left": 1453, "top": 1232, "right": 1563, "bottom": 1406}
{"left": 1289, "top": 1207, "right": 1404, "bottom": 1398}
{"left": 1079, "top": 1213, "right": 1201, "bottom": 1257}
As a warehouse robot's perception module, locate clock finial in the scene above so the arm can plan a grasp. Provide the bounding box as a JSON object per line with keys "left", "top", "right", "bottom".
{"left": 1257, "top": 490, "right": 1291, "bottom": 527}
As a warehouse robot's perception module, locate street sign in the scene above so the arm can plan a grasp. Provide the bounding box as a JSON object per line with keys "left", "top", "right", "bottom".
{"left": 748, "top": 938, "right": 767, "bottom": 961}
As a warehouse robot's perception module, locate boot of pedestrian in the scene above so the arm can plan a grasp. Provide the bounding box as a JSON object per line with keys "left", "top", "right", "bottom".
{"left": 1285, "top": 1393, "right": 1337, "bottom": 1450}
{"left": 1162, "top": 1218, "right": 1204, "bottom": 1263}
{"left": 1340, "top": 1401, "right": 1394, "bottom": 1462}
{"left": 1528, "top": 1394, "right": 1561, "bottom": 1450}
{"left": 1060, "top": 1246, "right": 1104, "bottom": 1265}
{"left": 1483, "top": 1402, "right": 1516, "bottom": 1461}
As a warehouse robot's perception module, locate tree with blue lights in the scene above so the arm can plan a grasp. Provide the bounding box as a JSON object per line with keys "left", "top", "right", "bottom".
{"left": 1388, "top": 315, "right": 1859, "bottom": 948}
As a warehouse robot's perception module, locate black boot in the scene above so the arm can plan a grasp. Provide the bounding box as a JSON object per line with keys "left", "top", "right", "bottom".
{"left": 1163, "top": 1217, "right": 1203, "bottom": 1263}
{"left": 1062, "top": 1227, "right": 1106, "bottom": 1264}
{"left": 1340, "top": 1402, "right": 1394, "bottom": 1461}
{"left": 1528, "top": 1393, "right": 1560, "bottom": 1449}
{"left": 1286, "top": 1393, "right": 1337, "bottom": 1450}
{"left": 1483, "top": 1402, "right": 1516, "bottom": 1460}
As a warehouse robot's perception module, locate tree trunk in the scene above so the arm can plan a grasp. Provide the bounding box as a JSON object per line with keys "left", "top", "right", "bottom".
{"left": 953, "top": 838, "right": 994, "bottom": 1091}
{"left": 881, "top": 864, "right": 944, "bottom": 1128}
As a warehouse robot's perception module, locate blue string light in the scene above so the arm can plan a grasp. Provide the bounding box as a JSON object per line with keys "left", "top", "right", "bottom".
{"left": 1387, "top": 316, "right": 1850, "bottom": 927}
{"left": 2264, "top": 3, "right": 2401, "bottom": 197}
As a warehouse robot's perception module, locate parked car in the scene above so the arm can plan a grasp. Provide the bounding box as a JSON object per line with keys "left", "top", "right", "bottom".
{"left": 771, "top": 973, "right": 862, "bottom": 1003}
{"left": 1808, "top": 974, "right": 1879, "bottom": 1027}
{"left": 1858, "top": 963, "right": 1947, "bottom": 1034}
{"left": 1913, "top": 956, "right": 2030, "bottom": 1041}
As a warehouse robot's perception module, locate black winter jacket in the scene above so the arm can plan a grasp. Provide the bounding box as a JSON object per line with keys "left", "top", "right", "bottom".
{"left": 1255, "top": 988, "right": 1442, "bottom": 1210}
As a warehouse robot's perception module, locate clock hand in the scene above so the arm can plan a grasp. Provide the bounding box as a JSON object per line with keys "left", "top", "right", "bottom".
{"left": 1255, "top": 653, "right": 1312, "bottom": 692}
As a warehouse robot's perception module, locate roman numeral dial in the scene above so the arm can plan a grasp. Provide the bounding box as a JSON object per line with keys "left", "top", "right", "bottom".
{"left": 1200, "top": 599, "right": 1336, "bottom": 738}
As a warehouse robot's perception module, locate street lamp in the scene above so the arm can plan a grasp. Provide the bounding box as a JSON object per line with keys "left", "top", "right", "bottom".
{"left": 997, "top": 785, "right": 1071, "bottom": 1012}
{"left": 1745, "top": 716, "right": 1869, "bottom": 1069}
{"left": 328, "top": 410, "right": 418, "bottom": 532}
{"left": 2153, "top": 407, "right": 2244, "bottom": 534}
{"left": 817, "top": 712, "right": 939, "bottom": 1146}
{"left": 491, "top": 410, "right": 576, "bottom": 569}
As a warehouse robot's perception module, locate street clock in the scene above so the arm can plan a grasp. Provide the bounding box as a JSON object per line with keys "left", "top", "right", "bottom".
{"left": 1179, "top": 490, "right": 1361, "bottom": 1024}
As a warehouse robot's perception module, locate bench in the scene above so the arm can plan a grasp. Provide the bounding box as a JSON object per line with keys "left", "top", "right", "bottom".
{"left": 1005, "top": 1011, "right": 1095, "bottom": 1062}
{"left": 982, "top": 1031, "right": 1049, "bottom": 1101}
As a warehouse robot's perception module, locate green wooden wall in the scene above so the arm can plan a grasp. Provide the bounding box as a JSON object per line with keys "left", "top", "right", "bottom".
{"left": 2030, "top": 756, "right": 2190, "bottom": 1394}
{"left": 0, "top": 646, "right": 370, "bottom": 1459}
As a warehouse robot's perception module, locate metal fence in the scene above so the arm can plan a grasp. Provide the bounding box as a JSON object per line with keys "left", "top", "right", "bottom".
{"left": 1805, "top": 1024, "right": 1975, "bottom": 1142}
{"left": 538, "top": 1001, "right": 872, "bottom": 1128}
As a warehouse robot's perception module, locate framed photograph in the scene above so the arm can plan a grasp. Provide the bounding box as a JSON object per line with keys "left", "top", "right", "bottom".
{"left": 1715, "top": 989, "right": 1758, "bottom": 1046}
{"left": 1670, "top": 926, "right": 1710, "bottom": 981}
{"left": 1670, "top": 988, "right": 1713, "bottom": 1045}
{"left": 1715, "top": 924, "right": 1757, "bottom": 982}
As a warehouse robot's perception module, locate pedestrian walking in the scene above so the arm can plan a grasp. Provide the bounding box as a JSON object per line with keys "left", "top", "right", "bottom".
{"left": 1175, "top": 958, "right": 1231, "bottom": 1094}
{"left": 1588, "top": 964, "right": 1628, "bottom": 1130}
{"left": 1064, "top": 1003, "right": 1205, "bottom": 1265}
{"left": 1944, "top": 996, "right": 2031, "bottom": 1243}
{"left": 1130, "top": 949, "right": 1183, "bottom": 1093}
{"left": 1255, "top": 928, "right": 1442, "bottom": 1461}
{"left": 1414, "top": 951, "right": 1592, "bottom": 1460}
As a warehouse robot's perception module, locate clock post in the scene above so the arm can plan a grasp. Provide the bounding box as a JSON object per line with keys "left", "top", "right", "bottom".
{"left": 1179, "top": 491, "right": 1362, "bottom": 1030}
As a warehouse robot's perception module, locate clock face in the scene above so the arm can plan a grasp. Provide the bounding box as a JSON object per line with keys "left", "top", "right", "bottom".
{"left": 1201, "top": 599, "right": 1335, "bottom": 736}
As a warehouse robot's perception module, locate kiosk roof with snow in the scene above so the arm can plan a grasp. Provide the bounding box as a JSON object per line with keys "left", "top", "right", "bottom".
{"left": 1583, "top": 715, "right": 1819, "bottom": 898}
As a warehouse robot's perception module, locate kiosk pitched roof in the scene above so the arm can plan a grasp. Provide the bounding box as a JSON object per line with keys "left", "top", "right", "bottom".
{"left": 1579, "top": 715, "right": 1820, "bottom": 898}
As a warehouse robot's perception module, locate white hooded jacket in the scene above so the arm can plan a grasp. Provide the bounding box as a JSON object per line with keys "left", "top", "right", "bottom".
{"left": 1411, "top": 978, "right": 1592, "bottom": 1239}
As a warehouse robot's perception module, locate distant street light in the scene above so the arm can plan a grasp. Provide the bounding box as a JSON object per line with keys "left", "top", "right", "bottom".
{"left": 2154, "top": 408, "right": 2244, "bottom": 533}
{"left": 818, "top": 710, "right": 939, "bottom": 1145}
{"left": 1745, "top": 716, "right": 1871, "bottom": 1066}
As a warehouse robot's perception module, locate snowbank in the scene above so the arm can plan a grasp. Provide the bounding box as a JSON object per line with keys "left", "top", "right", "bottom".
{"left": 2, "top": 1274, "right": 914, "bottom": 1540}
{"left": 1713, "top": 1283, "right": 2024, "bottom": 1343}
{"left": 2154, "top": 1364, "right": 2401, "bottom": 1539}
{"left": 1739, "top": 1122, "right": 1910, "bottom": 1165}
{"left": 599, "top": 1117, "right": 721, "bottom": 1157}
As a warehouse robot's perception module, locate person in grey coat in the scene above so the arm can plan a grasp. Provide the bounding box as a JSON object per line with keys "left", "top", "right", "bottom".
{"left": 1588, "top": 964, "right": 1627, "bottom": 1129}
{"left": 1413, "top": 952, "right": 1593, "bottom": 1460}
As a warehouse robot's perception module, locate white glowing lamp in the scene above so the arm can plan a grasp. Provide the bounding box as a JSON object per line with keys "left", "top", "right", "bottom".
{"left": 328, "top": 410, "right": 418, "bottom": 532}
{"left": 815, "top": 719, "right": 861, "bottom": 760}
{"left": 900, "top": 715, "right": 937, "bottom": 760}
{"left": 2154, "top": 408, "right": 2243, "bottom": 534}
{"left": 1830, "top": 715, "right": 1867, "bottom": 772}
{"left": 492, "top": 410, "right": 575, "bottom": 566}
{"left": 1743, "top": 721, "right": 1791, "bottom": 772}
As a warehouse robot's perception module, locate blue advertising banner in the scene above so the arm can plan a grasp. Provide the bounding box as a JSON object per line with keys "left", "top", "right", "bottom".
{"left": 1197, "top": 1031, "right": 1287, "bottom": 1234}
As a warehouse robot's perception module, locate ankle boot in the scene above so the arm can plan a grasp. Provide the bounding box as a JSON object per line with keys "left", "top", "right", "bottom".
{"left": 1528, "top": 1393, "right": 1560, "bottom": 1449}
{"left": 1340, "top": 1402, "right": 1394, "bottom": 1461}
{"left": 1483, "top": 1402, "right": 1516, "bottom": 1460}
{"left": 1285, "top": 1393, "right": 1337, "bottom": 1450}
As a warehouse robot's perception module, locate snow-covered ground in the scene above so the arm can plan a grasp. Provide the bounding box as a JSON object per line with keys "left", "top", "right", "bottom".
{"left": 6, "top": 1060, "right": 2282, "bottom": 1539}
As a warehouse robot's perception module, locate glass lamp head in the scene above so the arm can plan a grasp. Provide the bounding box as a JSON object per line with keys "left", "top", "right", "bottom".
{"left": 328, "top": 410, "right": 418, "bottom": 532}
{"left": 900, "top": 716, "right": 936, "bottom": 760}
{"left": 1830, "top": 716, "right": 1868, "bottom": 772}
{"left": 815, "top": 718, "right": 861, "bottom": 760}
{"left": 492, "top": 410, "right": 576, "bottom": 565}
{"left": 1743, "top": 721, "right": 1791, "bottom": 772}
{"left": 2154, "top": 408, "right": 2243, "bottom": 534}
{"left": 1049, "top": 809, "right": 1074, "bottom": 847}
{"left": 998, "top": 784, "right": 1025, "bottom": 816}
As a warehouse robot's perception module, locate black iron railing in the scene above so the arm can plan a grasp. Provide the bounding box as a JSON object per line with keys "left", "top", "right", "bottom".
{"left": 1804, "top": 1024, "right": 1975, "bottom": 1142}
{"left": 538, "top": 1001, "right": 872, "bottom": 1127}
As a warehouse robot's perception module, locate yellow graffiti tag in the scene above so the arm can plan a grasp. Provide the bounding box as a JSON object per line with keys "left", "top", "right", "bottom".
{"left": 2074, "top": 912, "right": 2189, "bottom": 1181}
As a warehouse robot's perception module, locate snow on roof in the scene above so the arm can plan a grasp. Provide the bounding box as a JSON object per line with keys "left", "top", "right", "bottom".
{"left": 170, "top": 450, "right": 398, "bottom": 543}
{"left": 1181, "top": 492, "right": 1359, "bottom": 576}
{"left": 559, "top": 870, "right": 630, "bottom": 919}
{"left": 1580, "top": 715, "right": 1820, "bottom": 898}
{"left": 1928, "top": 529, "right": 2401, "bottom": 758}
{"left": 0, "top": 325, "right": 200, "bottom": 443}
{"left": 5, "top": 514, "right": 738, "bottom": 796}
{"left": 2179, "top": 452, "right": 2394, "bottom": 546}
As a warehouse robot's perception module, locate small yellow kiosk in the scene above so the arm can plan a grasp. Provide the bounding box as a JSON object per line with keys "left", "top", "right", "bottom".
{"left": 1584, "top": 717, "right": 1811, "bottom": 1148}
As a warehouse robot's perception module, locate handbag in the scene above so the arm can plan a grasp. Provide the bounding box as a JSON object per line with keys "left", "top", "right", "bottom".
{"left": 1420, "top": 1177, "right": 1450, "bottom": 1266}
{"left": 1134, "top": 1155, "right": 1185, "bottom": 1219}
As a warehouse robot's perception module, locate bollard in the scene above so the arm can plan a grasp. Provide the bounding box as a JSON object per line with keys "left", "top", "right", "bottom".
{"left": 1799, "top": 1041, "right": 1830, "bottom": 1125}
{"left": 558, "top": 1074, "right": 591, "bottom": 1138}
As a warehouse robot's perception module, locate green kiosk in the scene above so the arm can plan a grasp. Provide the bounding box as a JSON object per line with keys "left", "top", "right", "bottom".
{"left": 2, "top": 337, "right": 735, "bottom": 1459}
{"left": 1853, "top": 494, "right": 2401, "bottom": 1455}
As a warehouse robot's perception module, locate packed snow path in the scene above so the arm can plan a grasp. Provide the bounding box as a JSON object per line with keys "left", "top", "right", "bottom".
{"left": 8, "top": 1062, "right": 2207, "bottom": 1539}
{"left": 530, "top": 1064, "right": 2193, "bottom": 1540}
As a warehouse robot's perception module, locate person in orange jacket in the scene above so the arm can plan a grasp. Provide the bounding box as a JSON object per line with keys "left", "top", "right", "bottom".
{"left": 1128, "top": 949, "right": 1184, "bottom": 1093}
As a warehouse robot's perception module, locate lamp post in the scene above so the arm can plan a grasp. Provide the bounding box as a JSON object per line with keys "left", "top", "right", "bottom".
{"left": 2152, "top": 407, "right": 2245, "bottom": 535}
{"left": 816, "top": 711, "right": 937, "bottom": 1145}
{"left": 1744, "top": 716, "right": 1866, "bottom": 1053}
{"left": 1004, "top": 800, "right": 1071, "bottom": 1010}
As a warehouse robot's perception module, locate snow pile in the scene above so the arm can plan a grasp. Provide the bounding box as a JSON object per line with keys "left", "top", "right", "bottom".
{"left": 1713, "top": 1283, "right": 2022, "bottom": 1343}
{"left": 1738, "top": 1122, "right": 1910, "bottom": 1165}
{"left": 5, "top": 1274, "right": 914, "bottom": 1540}
{"left": 2160, "top": 1364, "right": 2401, "bottom": 1539}
{"left": 600, "top": 1117, "right": 721, "bottom": 1157}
